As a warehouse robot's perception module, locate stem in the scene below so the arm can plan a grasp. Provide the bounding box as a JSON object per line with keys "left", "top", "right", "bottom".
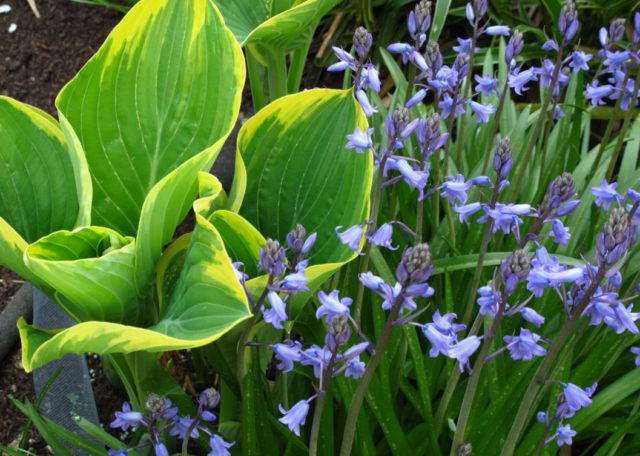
{"left": 539, "top": 96, "right": 560, "bottom": 182}
{"left": 309, "top": 354, "right": 337, "bottom": 456}
{"left": 416, "top": 199, "right": 424, "bottom": 241}
{"left": 339, "top": 295, "right": 405, "bottom": 456}
{"left": 287, "top": 39, "right": 312, "bottom": 95}
{"left": 501, "top": 268, "right": 606, "bottom": 455}
{"left": 511, "top": 48, "right": 564, "bottom": 196}
{"left": 454, "top": 24, "right": 479, "bottom": 167}
{"left": 353, "top": 155, "right": 388, "bottom": 324}
{"left": 237, "top": 283, "right": 271, "bottom": 380}
{"left": 246, "top": 47, "right": 268, "bottom": 112}
{"left": 481, "top": 81, "right": 509, "bottom": 174}
{"left": 605, "top": 68, "right": 640, "bottom": 181}
{"left": 266, "top": 48, "right": 288, "bottom": 102}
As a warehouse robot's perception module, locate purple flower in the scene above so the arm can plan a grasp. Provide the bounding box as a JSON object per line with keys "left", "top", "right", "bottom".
{"left": 628, "top": 188, "right": 640, "bottom": 202}
{"left": 549, "top": 219, "right": 571, "bottom": 246}
{"left": 526, "top": 245, "right": 584, "bottom": 297}
{"left": 428, "top": 66, "right": 460, "bottom": 91}
{"left": 592, "top": 179, "right": 623, "bottom": 210}
{"left": 448, "top": 336, "right": 481, "bottom": 373}
{"left": 359, "top": 271, "right": 385, "bottom": 290}
{"left": 388, "top": 158, "right": 429, "bottom": 199}
{"left": 466, "top": 2, "right": 475, "bottom": 24}
{"left": 336, "top": 224, "right": 364, "bottom": 252}
{"left": 468, "top": 101, "right": 496, "bottom": 123}
{"left": 439, "top": 93, "right": 465, "bottom": 119}
{"left": 477, "top": 285, "right": 500, "bottom": 317}
{"left": 441, "top": 174, "right": 472, "bottom": 204}
{"left": 536, "top": 411, "right": 548, "bottom": 425}
{"left": 367, "top": 223, "right": 398, "bottom": 250}
{"left": 422, "top": 323, "right": 454, "bottom": 357}
{"left": 474, "top": 74, "right": 499, "bottom": 96}
{"left": 273, "top": 340, "right": 302, "bottom": 373}
{"left": 316, "top": 290, "right": 352, "bottom": 322}
{"left": 542, "top": 39, "right": 559, "bottom": 51}
{"left": 360, "top": 64, "right": 381, "bottom": 93}
{"left": 281, "top": 270, "right": 309, "bottom": 293}
{"left": 550, "top": 424, "right": 577, "bottom": 447}
{"left": 563, "top": 382, "right": 596, "bottom": 414}
{"left": 583, "top": 289, "right": 618, "bottom": 326}
{"left": 521, "top": 307, "right": 545, "bottom": 327}
{"left": 508, "top": 67, "right": 538, "bottom": 95}
{"left": 406, "top": 88, "right": 428, "bottom": 108}
{"left": 263, "top": 292, "right": 288, "bottom": 329}
{"left": 569, "top": 51, "right": 592, "bottom": 72}
{"left": 345, "top": 356, "right": 366, "bottom": 378}
{"left": 606, "top": 303, "right": 639, "bottom": 334}
{"left": 300, "top": 345, "right": 331, "bottom": 378}
{"left": 454, "top": 202, "right": 483, "bottom": 223}
{"left": 154, "top": 443, "right": 169, "bottom": 456}
{"left": 453, "top": 38, "right": 474, "bottom": 54}
{"left": 604, "top": 50, "right": 632, "bottom": 71}
{"left": 356, "top": 89, "right": 377, "bottom": 117}
{"left": 208, "top": 434, "right": 234, "bottom": 456}
{"left": 479, "top": 203, "right": 535, "bottom": 240}
{"left": 110, "top": 402, "right": 143, "bottom": 431}
{"left": 558, "top": 1, "right": 579, "bottom": 43}
{"left": 278, "top": 400, "right": 310, "bottom": 436}
{"left": 485, "top": 25, "right": 510, "bottom": 36}
{"left": 503, "top": 328, "right": 547, "bottom": 360}
{"left": 328, "top": 46, "right": 357, "bottom": 72}
{"left": 586, "top": 82, "right": 614, "bottom": 105}
{"left": 108, "top": 450, "right": 128, "bottom": 456}
{"left": 631, "top": 347, "right": 640, "bottom": 367}
{"left": 505, "top": 30, "right": 525, "bottom": 64}
{"left": 346, "top": 127, "right": 374, "bottom": 153}
{"left": 170, "top": 415, "right": 199, "bottom": 439}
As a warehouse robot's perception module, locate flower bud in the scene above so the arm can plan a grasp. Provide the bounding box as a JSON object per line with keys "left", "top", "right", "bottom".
{"left": 597, "top": 207, "right": 630, "bottom": 265}
{"left": 353, "top": 27, "right": 373, "bottom": 59}
{"left": 473, "top": 0, "right": 487, "bottom": 18}
{"left": 327, "top": 314, "right": 351, "bottom": 349}
{"left": 453, "top": 52, "right": 470, "bottom": 78}
{"left": 415, "top": 0, "right": 432, "bottom": 35}
{"left": 425, "top": 40, "right": 442, "bottom": 73}
{"left": 396, "top": 243, "right": 432, "bottom": 284}
{"left": 458, "top": 443, "right": 473, "bottom": 456}
{"left": 286, "top": 224, "right": 307, "bottom": 251}
{"left": 540, "top": 172, "right": 576, "bottom": 215}
{"left": 559, "top": 0, "right": 579, "bottom": 43}
{"left": 505, "top": 30, "right": 524, "bottom": 64}
{"left": 493, "top": 138, "right": 513, "bottom": 180}
{"left": 199, "top": 388, "right": 221, "bottom": 410}
{"left": 259, "top": 239, "right": 286, "bottom": 277}
{"left": 609, "top": 18, "right": 626, "bottom": 43}
{"left": 501, "top": 249, "right": 530, "bottom": 295}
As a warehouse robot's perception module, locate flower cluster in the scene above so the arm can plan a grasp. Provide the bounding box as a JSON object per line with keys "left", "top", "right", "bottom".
{"left": 109, "top": 389, "right": 232, "bottom": 456}
{"left": 537, "top": 382, "right": 597, "bottom": 447}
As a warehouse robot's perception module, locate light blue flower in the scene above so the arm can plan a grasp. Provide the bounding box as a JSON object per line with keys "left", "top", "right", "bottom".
{"left": 367, "top": 222, "right": 398, "bottom": 250}
{"left": 208, "top": 434, "right": 234, "bottom": 456}
{"left": 592, "top": 179, "right": 624, "bottom": 210}
{"left": 549, "top": 219, "right": 571, "bottom": 246}
{"left": 468, "top": 100, "right": 496, "bottom": 123}
{"left": 521, "top": 307, "right": 545, "bottom": 327}
{"left": 278, "top": 399, "right": 310, "bottom": 436}
{"left": 336, "top": 224, "right": 364, "bottom": 252}
{"left": 316, "top": 290, "right": 352, "bottom": 322}
{"left": 346, "top": 127, "right": 374, "bottom": 153}
{"left": 485, "top": 25, "right": 510, "bottom": 36}
{"left": 503, "top": 328, "right": 547, "bottom": 360}
{"left": 263, "top": 292, "right": 288, "bottom": 329}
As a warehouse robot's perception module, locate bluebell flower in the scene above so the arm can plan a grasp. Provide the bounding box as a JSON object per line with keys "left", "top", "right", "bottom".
{"left": 465, "top": 2, "right": 475, "bottom": 24}
{"left": 231, "top": 261, "right": 248, "bottom": 284}
{"left": 508, "top": 67, "right": 538, "bottom": 95}
{"left": 281, "top": 270, "right": 309, "bottom": 294}
{"left": 406, "top": 88, "right": 428, "bottom": 108}
{"left": 479, "top": 203, "right": 536, "bottom": 240}
{"left": 558, "top": 1, "right": 579, "bottom": 43}
{"left": 432, "top": 310, "right": 466, "bottom": 336}
{"left": 628, "top": 188, "right": 640, "bottom": 202}
{"left": 634, "top": 12, "right": 640, "bottom": 45}
{"left": 396, "top": 243, "right": 433, "bottom": 284}
{"left": 453, "top": 38, "right": 474, "bottom": 54}
{"left": 316, "top": 290, "right": 352, "bottom": 322}
{"left": 360, "top": 64, "right": 381, "bottom": 93}
{"left": 474, "top": 74, "right": 499, "bottom": 96}
{"left": 300, "top": 344, "right": 331, "bottom": 378}
{"left": 273, "top": 340, "right": 302, "bottom": 373}
{"left": 415, "top": 114, "right": 448, "bottom": 154}
{"left": 521, "top": 307, "right": 545, "bottom": 327}
{"left": 355, "top": 89, "right": 377, "bottom": 117}
{"left": 145, "top": 393, "right": 178, "bottom": 419}
{"left": 536, "top": 411, "right": 548, "bottom": 425}
{"left": 428, "top": 66, "right": 459, "bottom": 91}
{"left": 388, "top": 42, "right": 414, "bottom": 57}
{"left": 359, "top": 271, "right": 385, "bottom": 290}
{"left": 583, "top": 289, "right": 618, "bottom": 326}
{"left": 387, "top": 158, "right": 429, "bottom": 199}
{"left": 554, "top": 199, "right": 580, "bottom": 217}
{"left": 454, "top": 202, "right": 483, "bottom": 223}
{"left": 422, "top": 323, "right": 454, "bottom": 357}
{"left": 345, "top": 356, "right": 366, "bottom": 379}
{"left": 526, "top": 245, "right": 584, "bottom": 297}
{"left": 569, "top": 51, "right": 592, "bottom": 72}
{"left": 549, "top": 219, "right": 571, "bottom": 246}
{"left": 503, "top": 328, "right": 547, "bottom": 361}
{"left": 501, "top": 250, "right": 531, "bottom": 295}
{"left": 477, "top": 285, "right": 500, "bottom": 317}
{"left": 346, "top": 127, "right": 374, "bottom": 154}
{"left": 631, "top": 347, "right": 640, "bottom": 367}
{"left": 170, "top": 415, "right": 199, "bottom": 439}
{"left": 263, "top": 292, "right": 288, "bottom": 329}
{"left": 408, "top": 0, "right": 432, "bottom": 44}
{"left": 597, "top": 207, "right": 633, "bottom": 265}
{"left": 494, "top": 138, "right": 513, "bottom": 181}
{"left": 485, "top": 25, "right": 510, "bottom": 36}
{"left": 448, "top": 336, "right": 482, "bottom": 373}
{"left": 388, "top": 42, "right": 427, "bottom": 70}
{"left": 562, "top": 382, "right": 596, "bottom": 415}
{"left": 110, "top": 402, "right": 143, "bottom": 431}
{"left": 259, "top": 239, "right": 286, "bottom": 277}
{"left": 542, "top": 39, "right": 559, "bottom": 52}
{"left": 609, "top": 71, "right": 640, "bottom": 112}
{"left": 603, "top": 50, "right": 632, "bottom": 71}
{"left": 367, "top": 222, "right": 398, "bottom": 250}
{"left": 440, "top": 174, "right": 472, "bottom": 204}
{"left": 108, "top": 450, "right": 127, "bottom": 456}
{"left": 468, "top": 101, "right": 496, "bottom": 123}
{"left": 538, "top": 59, "right": 569, "bottom": 96}
{"left": 549, "top": 424, "right": 577, "bottom": 447}
{"left": 278, "top": 399, "right": 310, "bottom": 436}
{"left": 505, "top": 30, "right": 525, "bottom": 65}
{"left": 154, "top": 443, "right": 169, "bottom": 456}
{"left": 208, "top": 434, "right": 234, "bottom": 456}
{"left": 336, "top": 224, "right": 364, "bottom": 252}
{"left": 438, "top": 93, "right": 465, "bottom": 119}
{"left": 606, "top": 303, "right": 639, "bottom": 334}
{"left": 353, "top": 26, "right": 372, "bottom": 59}
{"left": 327, "top": 46, "right": 357, "bottom": 72}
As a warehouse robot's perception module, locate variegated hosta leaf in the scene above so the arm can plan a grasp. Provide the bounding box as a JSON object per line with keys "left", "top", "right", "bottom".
{"left": 214, "top": 0, "right": 340, "bottom": 48}
{"left": 0, "top": 97, "right": 91, "bottom": 286}
{"left": 18, "top": 209, "right": 252, "bottom": 372}
{"left": 234, "top": 88, "right": 373, "bottom": 266}
{"left": 56, "top": 0, "right": 245, "bottom": 237}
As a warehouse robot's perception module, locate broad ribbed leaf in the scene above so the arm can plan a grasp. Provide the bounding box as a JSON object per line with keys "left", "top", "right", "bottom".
{"left": 24, "top": 227, "right": 137, "bottom": 324}
{"left": 18, "top": 211, "right": 251, "bottom": 372}
{"left": 236, "top": 89, "right": 373, "bottom": 266}
{"left": 56, "top": 0, "right": 245, "bottom": 236}
{"left": 0, "top": 97, "right": 90, "bottom": 285}
{"left": 214, "top": 0, "right": 340, "bottom": 48}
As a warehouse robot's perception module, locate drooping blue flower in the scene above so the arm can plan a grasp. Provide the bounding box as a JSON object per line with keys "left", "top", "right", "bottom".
{"left": 468, "top": 100, "right": 496, "bottom": 123}
{"left": 606, "top": 303, "right": 639, "bottom": 335}
{"left": 440, "top": 174, "right": 472, "bottom": 204}
{"left": 536, "top": 411, "right": 548, "bottom": 425}
{"left": 170, "top": 415, "right": 199, "bottom": 439}
{"left": 538, "top": 59, "right": 569, "bottom": 96}
{"left": 628, "top": 188, "right": 640, "bottom": 202}
{"left": 452, "top": 38, "right": 474, "bottom": 54}
{"left": 609, "top": 70, "right": 640, "bottom": 112}
{"left": 387, "top": 158, "right": 430, "bottom": 199}
{"left": 448, "top": 336, "right": 482, "bottom": 373}
{"left": 327, "top": 46, "right": 357, "bottom": 72}
{"left": 263, "top": 292, "right": 288, "bottom": 329}
{"left": 474, "top": 74, "right": 499, "bottom": 96}
{"left": 422, "top": 323, "right": 454, "bottom": 357}
{"left": 316, "top": 290, "right": 352, "bottom": 322}
{"left": 428, "top": 66, "right": 460, "bottom": 91}
{"left": 503, "top": 328, "right": 547, "bottom": 361}
{"left": 479, "top": 203, "right": 536, "bottom": 240}
{"left": 438, "top": 93, "right": 465, "bottom": 119}
{"left": 406, "top": 88, "right": 428, "bottom": 108}
{"left": 273, "top": 340, "right": 302, "bottom": 373}
{"left": 505, "top": 30, "right": 525, "bottom": 65}
{"left": 521, "top": 307, "right": 545, "bottom": 327}
{"left": 367, "top": 222, "right": 398, "bottom": 250}
{"left": 569, "top": 51, "right": 592, "bottom": 72}
{"left": 346, "top": 127, "right": 374, "bottom": 154}
{"left": 108, "top": 450, "right": 128, "bottom": 456}
{"left": 300, "top": 344, "right": 331, "bottom": 378}
{"left": 278, "top": 399, "right": 310, "bottom": 436}
{"left": 631, "top": 347, "right": 640, "bottom": 367}
{"left": 508, "top": 67, "right": 538, "bottom": 95}
{"left": 208, "top": 434, "right": 234, "bottom": 456}
{"left": 281, "top": 270, "right": 309, "bottom": 294}
{"left": 359, "top": 271, "right": 386, "bottom": 290}
{"left": 542, "top": 39, "right": 559, "bottom": 52}
{"left": 549, "top": 219, "right": 571, "bottom": 246}
{"left": 477, "top": 285, "right": 500, "bottom": 317}
{"left": 558, "top": 1, "right": 579, "bottom": 43}
{"left": 360, "top": 64, "right": 381, "bottom": 93}
{"left": 585, "top": 82, "right": 614, "bottom": 106}
{"left": 345, "top": 356, "right": 366, "bottom": 379}
{"left": 603, "top": 50, "right": 632, "bottom": 71}
{"left": 562, "top": 382, "right": 597, "bottom": 415}
{"left": 232, "top": 261, "right": 248, "bottom": 284}
{"left": 454, "top": 202, "right": 483, "bottom": 223}
{"left": 550, "top": 424, "right": 577, "bottom": 447}
{"left": 592, "top": 179, "right": 623, "bottom": 210}
{"left": 154, "top": 443, "right": 169, "bottom": 456}
{"left": 355, "top": 89, "right": 377, "bottom": 117}
{"left": 485, "top": 25, "right": 511, "bottom": 36}
{"left": 336, "top": 224, "right": 364, "bottom": 252}
{"left": 110, "top": 402, "right": 143, "bottom": 431}
{"left": 583, "top": 289, "right": 618, "bottom": 326}
{"left": 526, "top": 245, "right": 584, "bottom": 297}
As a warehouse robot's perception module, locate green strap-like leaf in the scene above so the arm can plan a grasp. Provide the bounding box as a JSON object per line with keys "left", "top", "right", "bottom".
{"left": 235, "top": 88, "right": 373, "bottom": 266}
{"left": 56, "top": 0, "right": 245, "bottom": 236}
{"left": 18, "top": 211, "right": 251, "bottom": 372}
{"left": 215, "top": 0, "right": 340, "bottom": 48}
{"left": 0, "top": 98, "right": 90, "bottom": 286}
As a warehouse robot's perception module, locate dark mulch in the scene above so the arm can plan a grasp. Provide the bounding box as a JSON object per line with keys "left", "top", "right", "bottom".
{"left": 0, "top": 268, "right": 21, "bottom": 313}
